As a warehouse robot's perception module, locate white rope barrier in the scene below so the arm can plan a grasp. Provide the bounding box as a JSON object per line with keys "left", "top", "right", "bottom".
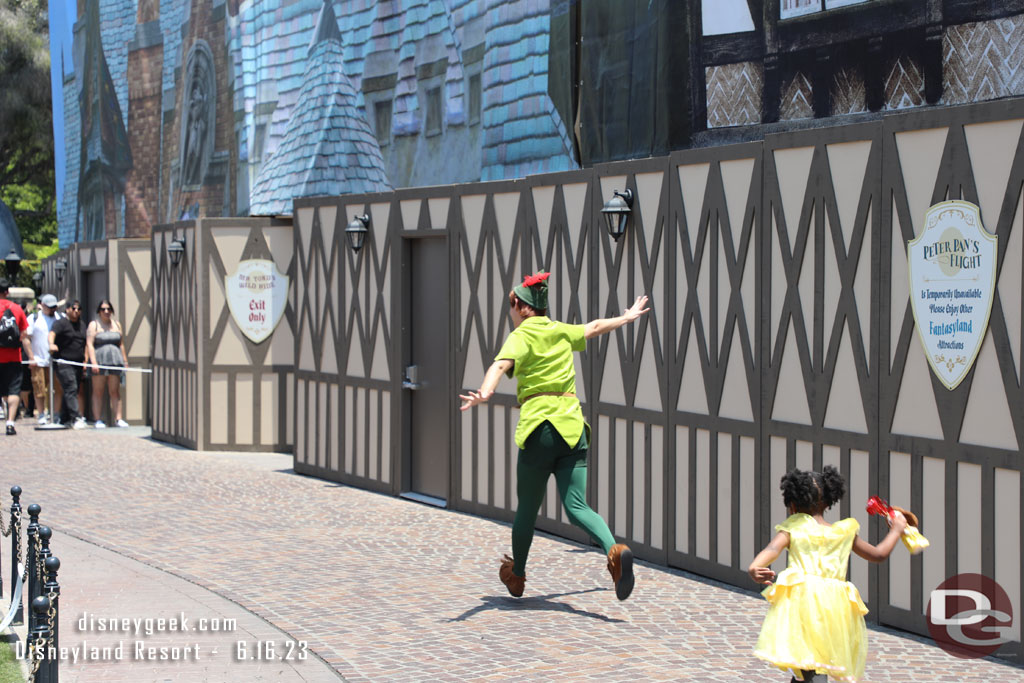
{"left": 0, "top": 563, "right": 23, "bottom": 631}
{"left": 20, "top": 358, "right": 153, "bottom": 374}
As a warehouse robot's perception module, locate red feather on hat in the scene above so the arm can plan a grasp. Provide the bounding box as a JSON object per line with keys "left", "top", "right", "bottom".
{"left": 522, "top": 272, "right": 550, "bottom": 287}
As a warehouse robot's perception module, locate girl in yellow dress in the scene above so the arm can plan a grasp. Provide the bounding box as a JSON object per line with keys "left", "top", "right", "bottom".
{"left": 748, "top": 467, "right": 907, "bottom": 682}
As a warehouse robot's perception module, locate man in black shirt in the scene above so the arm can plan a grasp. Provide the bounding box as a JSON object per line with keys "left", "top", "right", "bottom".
{"left": 49, "top": 300, "right": 88, "bottom": 428}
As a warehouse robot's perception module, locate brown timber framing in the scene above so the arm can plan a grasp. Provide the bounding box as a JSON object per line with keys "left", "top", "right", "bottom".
{"left": 152, "top": 222, "right": 198, "bottom": 449}
{"left": 199, "top": 217, "right": 293, "bottom": 452}
{"left": 293, "top": 98, "right": 1024, "bottom": 658}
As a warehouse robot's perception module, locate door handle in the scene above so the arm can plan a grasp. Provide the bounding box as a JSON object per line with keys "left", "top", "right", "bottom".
{"left": 403, "top": 364, "right": 421, "bottom": 390}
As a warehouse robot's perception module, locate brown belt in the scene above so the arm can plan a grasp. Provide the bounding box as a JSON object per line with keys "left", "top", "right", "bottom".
{"left": 520, "top": 391, "right": 576, "bottom": 405}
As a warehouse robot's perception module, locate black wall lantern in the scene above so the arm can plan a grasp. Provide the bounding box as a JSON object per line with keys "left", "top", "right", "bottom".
{"left": 168, "top": 237, "right": 186, "bottom": 267}
{"left": 601, "top": 188, "right": 634, "bottom": 242}
{"left": 346, "top": 214, "right": 370, "bottom": 252}
{"left": 4, "top": 249, "right": 21, "bottom": 281}
{"left": 32, "top": 270, "right": 43, "bottom": 293}
{"left": 54, "top": 258, "right": 66, "bottom": 282}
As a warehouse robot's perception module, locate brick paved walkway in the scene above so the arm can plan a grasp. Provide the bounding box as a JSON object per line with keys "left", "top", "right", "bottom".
{"left": 0, "top": 427, "right": 1021, "bottom": 682}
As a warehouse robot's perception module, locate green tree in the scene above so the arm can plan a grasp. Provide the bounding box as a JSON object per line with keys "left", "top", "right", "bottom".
{"left": 0, "top": 0, "right": 56, "bottom": 249}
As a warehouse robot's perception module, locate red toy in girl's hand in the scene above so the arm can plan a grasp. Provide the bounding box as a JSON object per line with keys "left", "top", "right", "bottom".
{"left": 866, "top": 495, "right": 919, "bottom": 528}
{"left": 866, "top": 495, "right": 928, "bottom": 554}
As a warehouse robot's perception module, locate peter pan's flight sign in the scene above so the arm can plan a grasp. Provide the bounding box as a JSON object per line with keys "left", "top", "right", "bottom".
{"left": 225, "top": 259, "right": 288, "bottom": 343}
{"left": 908, "top": 200, "right": 996, "bottom": 390}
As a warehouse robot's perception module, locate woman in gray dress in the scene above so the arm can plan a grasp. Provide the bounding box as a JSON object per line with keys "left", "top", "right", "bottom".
{"left": 85, "top": 299, "right": 129, "bottom": 428}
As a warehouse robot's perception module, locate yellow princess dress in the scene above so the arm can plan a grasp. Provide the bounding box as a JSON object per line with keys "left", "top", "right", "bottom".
{"left": 755, "top": 513, "right": 868, "bottom": 682}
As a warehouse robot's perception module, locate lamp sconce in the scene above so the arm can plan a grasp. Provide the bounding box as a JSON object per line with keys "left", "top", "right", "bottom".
{"left": 601, "top": 188, "right": 634, "bottom": 242}
{"left": 32, "top": 270, "right": 43, "bottom": 289}
{"left": 4, "top": 248, "right": 21, "bottom": 281}
{"left": 346, "top": 214, "right": 370, "bottom": 252}
{"left": 54, "top": 258, "right": 67, "bottom": 282}
{"left": 168, "top": 237, "right": 186, "bottom": 268}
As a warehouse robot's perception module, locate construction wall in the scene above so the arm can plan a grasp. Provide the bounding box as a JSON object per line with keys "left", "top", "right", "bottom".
{"left": 151, "top": 217, "right": 295, "bottom": 451}
{"left": 293, "top": 97, "right": 1024, "bottom": 658}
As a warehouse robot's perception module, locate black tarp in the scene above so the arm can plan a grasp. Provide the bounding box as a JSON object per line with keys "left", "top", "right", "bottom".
{"left": 549, "top": 0, "right": 692, "bottom": 166}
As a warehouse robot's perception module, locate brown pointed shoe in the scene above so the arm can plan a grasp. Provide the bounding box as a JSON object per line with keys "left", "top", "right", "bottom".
{"left": 607, "top": 544, "right": 635, "bottom": 601}
{"left": 499, "top": 554, "right": 525, "bottom": 597}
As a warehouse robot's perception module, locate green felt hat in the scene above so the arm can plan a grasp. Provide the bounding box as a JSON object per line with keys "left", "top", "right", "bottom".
{"left": 513, "top": 271, "right": 550, "bottom": 310}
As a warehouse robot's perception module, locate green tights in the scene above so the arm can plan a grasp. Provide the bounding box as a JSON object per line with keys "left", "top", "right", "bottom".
{"left": 511, "top": 421, "right": 616, "bottom": 576}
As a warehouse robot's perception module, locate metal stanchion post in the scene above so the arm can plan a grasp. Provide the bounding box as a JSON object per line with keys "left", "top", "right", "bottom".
{"left": 29, "top": 595, "right": 51, "bottom": 683}
{"left": 44, "top": 557, "right": 60, "bottom": 683}
{"left": 37, "top": 361, "right": 67, "bottom": 431}
{"left": 10, "top": 486, "right": 22, "bottom": 625}
{"left": 25, "top": 504, "right": 40, "bottom": 630}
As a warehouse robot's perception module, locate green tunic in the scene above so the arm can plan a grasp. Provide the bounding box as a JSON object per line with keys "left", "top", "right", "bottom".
{"left": 494, "top": 316, "right": 587, "bottom": 448}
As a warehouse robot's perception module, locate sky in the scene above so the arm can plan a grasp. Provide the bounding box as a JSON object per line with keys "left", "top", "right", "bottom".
{"left": 48, "top": 0, "right": 77, "bottom": 210}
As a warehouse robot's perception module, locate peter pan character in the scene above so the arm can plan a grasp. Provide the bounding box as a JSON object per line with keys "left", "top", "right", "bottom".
{"left": 459, "top": 271, "right": 650, "bottom": 600}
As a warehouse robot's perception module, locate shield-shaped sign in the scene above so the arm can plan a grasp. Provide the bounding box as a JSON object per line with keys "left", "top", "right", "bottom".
{"left": 225, "top": 259, "right": 289, "bottom": 344}
{"left": 908, "top": 200, "right": 997, "bottom": 390}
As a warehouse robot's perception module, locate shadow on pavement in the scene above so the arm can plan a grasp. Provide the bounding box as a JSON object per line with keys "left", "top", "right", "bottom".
{"left": 446, "top": 587, "right": 625, "bottom": 624}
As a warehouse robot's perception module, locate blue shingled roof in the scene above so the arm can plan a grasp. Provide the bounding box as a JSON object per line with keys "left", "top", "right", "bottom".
{"left": 249, "top": 2, "right": 391, "bottom": 215}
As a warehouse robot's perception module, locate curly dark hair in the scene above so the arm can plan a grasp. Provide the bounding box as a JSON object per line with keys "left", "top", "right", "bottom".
{"left": 780, "top": 466, "right": 847, "bottom": 514}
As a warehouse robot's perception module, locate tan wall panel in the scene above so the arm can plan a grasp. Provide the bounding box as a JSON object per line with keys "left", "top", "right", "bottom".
{"left": 770, "top": 436, "right": 788, "bottom": 576}
{"left": 717, "top": 432, "right": 732, "bottom": 567}
{"left": 260, "top": 376, "right": 276, "bottom": 445}
{"left": 796, "top": 439, "right": 812, "bottom": 471}
{"left": 345, "top": 386, "right": 354, "bottom": 474}
{"left": 651, "top": 426, "right": 664, "bottom": 551}
{"left": 126, "top": 371, "right": 144, "bottom": 421}
{"left": 285, "top": 373, "right": 294, "bottom": 445}
{"left": 355, "top": 388, "right": 365, "bottom": 478}
{"left": 210, "top": 373, "right": 228, "bottom": 444}
{"left": 380, "top": 390, "right": 390, "bottom": 484}
{"left": 368, "top": 388, "right": 378, "bottom": 480}
{"left": 125, "top": 247, "right": 152, "bottom": 356}
{"left": 210, "top": 228, "right": 251, "bottom": 284}
{"left": 615, "top": 418, "right": 628, "bottom": 538}
{"left": 295, "top": 379, "right": 306, "bottom": 464}
{"left": 739, "top": 436, "right": 754, "bottom": 563}
{"left": 963, "top": 120, "right": 1023, "bottom": 232}
{"left": 822, "top": 445, "right": 841, "bottom": 524}
{"left": 318, "top": 382, "right": 327, "bottom": 468}
{"left": 633, "top": 425, "right": 646, "bottom": 544}
{"left": 329, "top": 385, "right": 339, "bottom": 472}
{"left": 893, "top": 127, "right": 949, "bottom": 236}
{"left": 494, "top": 408, "right": 506, "bottom": 510}
{"left": 461, "top": 415, "right": 473, "bottom": 502}
{"left": 921, "top": 456, "right": 945, "bottom": 605}
{"left": 427, "top": 197, "right": 449, "bottom": 230}
{"left": 235, "top": 374, "right": 253, "bottom": 445}
{"left": 478, "top": 410, "right": 490, "bottom": 506}
{"left": 676, "top": 426, "right": 689, "bottom": 554}
{"left": 995, "top": 468, "right": 1021, "bottom": 643}
{"left": 889, "top": 451, "right": 912, "bottom": 610}
{"left": 850, "top": 449, "right": 870, "bottom": 604}
{"left": 509, "top": 405, "right": 519, "bottom": 508}
{"left": 958, "top": 462, "right": 982, "bottom": 575}
{"left": 696, "top": 428, "right": 710, "bottom": 560}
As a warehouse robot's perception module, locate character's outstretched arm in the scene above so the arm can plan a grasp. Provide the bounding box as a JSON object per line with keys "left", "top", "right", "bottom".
{"left": 584, "top": 295, "right": 650, "bottom": 340}
{"left": 459, "top": 359, "right": 514, "bottom": 411}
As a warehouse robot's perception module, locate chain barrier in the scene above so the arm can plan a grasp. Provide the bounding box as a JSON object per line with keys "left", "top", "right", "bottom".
{"left": 22, "top": 530, "right": 36, "bottom": 584}
{"left": 15, "top": 511, "right": 24, "bottom": 576}
{"left": 27, "top": 635, "right": 46, "bottom": 683}
{"left": 0, "top": 508, "right": 8, "bottom": 537}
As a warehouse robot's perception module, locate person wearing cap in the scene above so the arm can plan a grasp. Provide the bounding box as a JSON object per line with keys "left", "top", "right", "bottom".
{"left": 459, "top": 271, "right": 650, "bottom": 600}
{"left": 0, "top": 278, "right": 30, "bottom": 435}
{"left": 25, "top": 294, "right": 63, "bottom": 424}
{"left": 49, "top": 300, "right": 88, "bottom": 429}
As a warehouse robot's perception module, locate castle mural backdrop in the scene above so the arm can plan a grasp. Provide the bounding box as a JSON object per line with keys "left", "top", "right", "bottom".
{"left": 49, "top": 0, "right": 1024, "bottom": 247}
